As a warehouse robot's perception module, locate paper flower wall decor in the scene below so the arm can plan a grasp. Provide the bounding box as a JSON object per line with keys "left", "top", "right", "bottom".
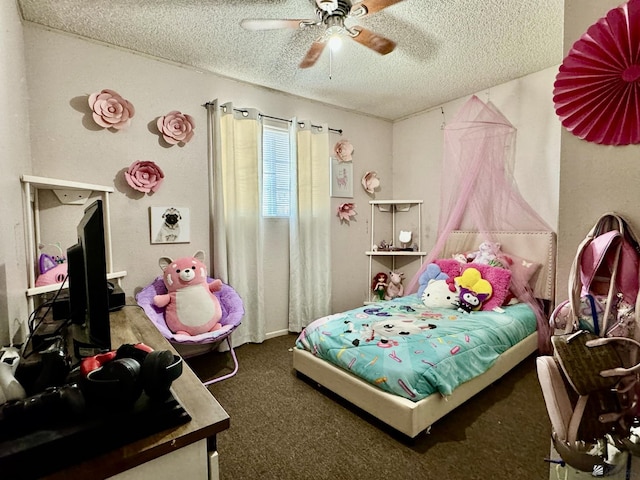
{"left": 361, "top": 171, "right": 380, "bottom": 194}
{"left": 125, "top": 160, "right": 164, "bottom": 194}
{"left": 334, "top": 139, "right": 354, "bottom": 162}
{"left": 157, "top": 110, "right": 195, "bottom": 145}
{"left": 553, "top": 0, "right": 640, "bottom": 145}
{"left": 88, "top": 89, "right": 135, "bottom": 130}
{"left": 337, "top": 203, "right": 357, "bottom": 224}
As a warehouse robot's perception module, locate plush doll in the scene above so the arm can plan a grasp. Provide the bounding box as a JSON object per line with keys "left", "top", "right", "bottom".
{"left": 385, "top": 270, "right": 405, "bottom": 300}
{"left": 153, "top": 250, "right": 223, "bottom": 336}
{"left": 417, "top": 263, "right": 449, "bottom": 298}
{"left": 467, "top": 241, "right": 505, "bottom": 267}
{"left": 454, "top": 267, "right": 493, "bottom": 312}
{"left": 421, "top": 278, "right": 460, "bottom": 309}
{"left": 457, "top": 287, "right": 492, "bottom": 313}
{"left": 372, "top": 272, "right": 388, "bottom": 300}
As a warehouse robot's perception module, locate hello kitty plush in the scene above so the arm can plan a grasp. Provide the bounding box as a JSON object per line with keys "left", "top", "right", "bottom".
{"left": 153, "top": 250, "right": 223, "bottom": 336}
{"left": 421, "top": 278, "right": 460, "bottom": 309}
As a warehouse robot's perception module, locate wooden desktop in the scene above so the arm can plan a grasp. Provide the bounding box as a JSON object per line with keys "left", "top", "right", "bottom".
{"left": 41, "top": 303, "right": 230, "bottom": 480}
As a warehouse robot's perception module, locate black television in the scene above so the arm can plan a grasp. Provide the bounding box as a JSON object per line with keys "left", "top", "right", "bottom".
{"left": 67, "top": 199, "right": 111, "bottom": 358}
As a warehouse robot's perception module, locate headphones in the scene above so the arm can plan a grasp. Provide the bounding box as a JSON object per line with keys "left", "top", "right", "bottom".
{"left": 80, "top": 343, "right": 183, "bottom": 406}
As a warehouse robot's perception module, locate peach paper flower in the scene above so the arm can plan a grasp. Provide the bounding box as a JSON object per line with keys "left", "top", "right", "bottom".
{"left": 157, "top": 111, "right": 195, "bottom": 145}
{"left": 334, "top": 139, "right": 354, "bottom": 162}
{"left": 88, "top": 89, "right": 135, "bottom": 130}
{"left": 125, "top": 161, "right": 164, "bottom": 194}
{"left": 337, "top": 203, "right": 357, "bottom": 223}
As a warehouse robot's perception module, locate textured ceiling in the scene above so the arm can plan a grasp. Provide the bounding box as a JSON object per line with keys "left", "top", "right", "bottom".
{"left": 17, "top": 0, "right": 564, "bottom": 121}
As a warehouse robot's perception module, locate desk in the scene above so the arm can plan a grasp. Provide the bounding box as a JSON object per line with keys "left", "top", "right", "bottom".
{"left": 42, "top": 305, "right": 230, "bottom": 480}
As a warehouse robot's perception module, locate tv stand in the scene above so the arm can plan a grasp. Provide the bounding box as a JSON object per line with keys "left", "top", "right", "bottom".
{"left": 31, "top": 305, "right": 229, "bottom": 480}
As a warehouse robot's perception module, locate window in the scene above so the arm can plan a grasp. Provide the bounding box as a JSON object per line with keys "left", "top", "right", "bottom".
{"left": 262, "top": 124, "right": 291, "bottom": 217}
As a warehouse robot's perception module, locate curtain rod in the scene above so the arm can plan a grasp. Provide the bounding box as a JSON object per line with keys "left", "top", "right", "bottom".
{"left": 203, "top": 101, "right": 342, "bottom": 135}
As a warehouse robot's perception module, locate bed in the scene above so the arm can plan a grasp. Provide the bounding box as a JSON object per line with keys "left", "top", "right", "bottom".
{"left": 292, "top": 230, "right": 556, "bottom": 438}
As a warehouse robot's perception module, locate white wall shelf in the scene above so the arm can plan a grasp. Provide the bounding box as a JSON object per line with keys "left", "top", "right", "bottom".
{"left": 21, "top": 175, "right": 127, "bottom": 313}
{"left": 366, "top": 200, "right": 425, "bottom": 303}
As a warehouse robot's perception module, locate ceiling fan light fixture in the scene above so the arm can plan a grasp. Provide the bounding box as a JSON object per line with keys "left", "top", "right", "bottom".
{"left": 328, "top": 33, "right": 343, "bottom": 51}
{"left": 317, "top": 0, "right": 338, "bottom": 13}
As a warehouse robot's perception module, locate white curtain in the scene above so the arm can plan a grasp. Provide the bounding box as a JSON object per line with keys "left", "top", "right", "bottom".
{"left": 207, "top": 101, "right": 266, "bottom": 345}
{"left": 288, "top": 120, "right": 331, "bottom": 332}
{"left": 207, "top": 101, "right": 331, "bottom": 342}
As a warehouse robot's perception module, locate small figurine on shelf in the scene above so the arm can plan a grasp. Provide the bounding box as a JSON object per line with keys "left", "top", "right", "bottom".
{"left": 371, "top": 272, "right": 388, "bottom": 300}
{"left": 398, "top": 230, "right": 412, "bottom": 249}
{"left": 377, "top": 240, "right": 391, "bottom": 251}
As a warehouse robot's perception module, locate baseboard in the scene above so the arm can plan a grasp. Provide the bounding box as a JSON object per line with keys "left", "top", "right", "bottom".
{"left": 265, "top": 329, "right": 290, "bottom": 340}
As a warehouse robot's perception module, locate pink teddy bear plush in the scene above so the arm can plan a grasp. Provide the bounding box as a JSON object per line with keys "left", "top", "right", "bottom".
{"left": 153, "top": 250, "right": 223, "bottom": 336}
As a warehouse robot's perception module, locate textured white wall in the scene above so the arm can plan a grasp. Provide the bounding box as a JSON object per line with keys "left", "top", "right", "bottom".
{"left": 11, "top": 15, "right": 583, "bottom": 340}
{"left": 392, "top": 67, "right": 561, "bottom": 287}
{"left": 0, "top": 2, "right": 32, "bottom": 345}
{"left": 555, "top": 0, "right": 640, "bottom": 303}
{"left": 21, "top": 25, "right": 392, "bottom": 336}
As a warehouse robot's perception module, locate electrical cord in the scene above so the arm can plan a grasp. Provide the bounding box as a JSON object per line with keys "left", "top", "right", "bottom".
{"left": 22, "top": 276, "right": 71, "bottom": 359}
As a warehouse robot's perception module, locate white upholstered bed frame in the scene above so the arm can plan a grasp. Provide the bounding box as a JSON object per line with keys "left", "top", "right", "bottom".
{"left": 292, "top": 231, "right": 556, "bottom": 438}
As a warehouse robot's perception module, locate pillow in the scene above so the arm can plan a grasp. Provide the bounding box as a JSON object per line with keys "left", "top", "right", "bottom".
{"left": 501, "top": 252, "right": 541, "bottom": 287}
{"left": 462, "top": 263, "right": 511, "bottom": 311}
{"left": 434, "top": 258, "right": 463, "bottom": 278}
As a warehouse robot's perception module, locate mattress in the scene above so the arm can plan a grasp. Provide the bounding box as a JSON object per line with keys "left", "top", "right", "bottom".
{"left": 295, "top": 294, "right": 537, "bottom": 401}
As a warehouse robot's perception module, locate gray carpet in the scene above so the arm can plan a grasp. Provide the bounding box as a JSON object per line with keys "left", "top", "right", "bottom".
{"left": 187, "top": 333, "right": 552, "bottom": 480}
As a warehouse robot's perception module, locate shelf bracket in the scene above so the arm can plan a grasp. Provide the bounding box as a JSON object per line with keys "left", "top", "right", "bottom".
{"left": 53, "top": 189, "right": 92, "bottom": 205}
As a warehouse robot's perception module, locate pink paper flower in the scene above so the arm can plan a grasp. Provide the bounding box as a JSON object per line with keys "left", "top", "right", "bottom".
{"left": 334, "top": 139, "right": 354, "bottom": 162}
{"left": 361, "top": 171, "right": 380, "bottom": 194}
{"left": 157, "top": 110, "right": 195, "bottom": 145}
{"left": 125, "top": 161, "right": 164, "bottom": 194}
{"left": 337, "top": 203, "right": 357, "bottom": 223}
{"left": 88, "top": 89, "right": 135, "bottom": 130}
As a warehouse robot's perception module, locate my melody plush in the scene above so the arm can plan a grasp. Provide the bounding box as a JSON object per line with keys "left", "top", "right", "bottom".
{"left": 421, "top": 278, "right": 460, "bottom": 309}
{"left": 153, "top": 250, "right": 223, "bottom": 336}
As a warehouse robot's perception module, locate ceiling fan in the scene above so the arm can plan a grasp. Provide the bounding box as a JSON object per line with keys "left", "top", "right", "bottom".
{"left": 240, "top": 0, "right": 404, "bottom": 69}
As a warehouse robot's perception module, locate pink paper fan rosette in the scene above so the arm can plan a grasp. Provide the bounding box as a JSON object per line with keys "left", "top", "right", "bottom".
{"left": 334, "top": 139, "right": 354, "bottom": 162}
{"left": 157, "top": 110, "right": 195, "bottom": 145}
{"left": 337, "top": 203, "right": 356, "bottom": 223}
{"left": 125, "top": 161, "right": 164, "bottom": 194}
{"left": 553, "top": 0, "right": 640, "bottom": 145}
{"left": 88, "top": 89, "right": 135, "bottom": 130}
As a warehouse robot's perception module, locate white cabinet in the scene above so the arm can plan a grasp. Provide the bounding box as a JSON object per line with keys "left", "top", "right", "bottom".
{"left": 366, "top": 200, "right": 425, "bottom": 303}
{"left": 20, "top": 175, "right": 127, "bottom": 312}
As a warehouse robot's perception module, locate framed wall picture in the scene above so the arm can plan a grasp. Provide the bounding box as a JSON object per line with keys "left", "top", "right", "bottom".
{"left": 330, "top": 157, "right": 353, "bottom": 198}
{"left": 150, "top": 206, "right": 191, "bottom": 244}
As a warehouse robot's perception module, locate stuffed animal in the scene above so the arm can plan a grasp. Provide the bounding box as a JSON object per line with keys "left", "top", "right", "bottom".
{"left": 385, "top": 270, "right": 405, "bottom": 300}
{"left": 417, "top": 263, "right": 449, "bottom": 298}
{"left": 153, "top": 250, "right": 223, "bottom": 336}
{"left": 454, "top": 267, "right": 493, "bottom": 312}
{"left": 457, "top": 287, "right": 492, "bottom": 313}
{"left": 466, "top": 241, "right": 505, "bottom": 267}
{"left": 421, "top": 278, "right": 460, "bottom": 309}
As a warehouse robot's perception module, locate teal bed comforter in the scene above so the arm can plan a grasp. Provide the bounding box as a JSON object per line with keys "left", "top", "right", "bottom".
{"left": 295, "top": 294, "right": 536, "bottom": 401}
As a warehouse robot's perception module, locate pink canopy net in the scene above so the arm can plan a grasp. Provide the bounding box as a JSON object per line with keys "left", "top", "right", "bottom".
{"left": 405, "top": 95, "right": 553, "bottom": 352}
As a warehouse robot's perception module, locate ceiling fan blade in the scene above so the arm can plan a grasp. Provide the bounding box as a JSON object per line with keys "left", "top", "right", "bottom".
{"left": 240, "top": 18, "right": 314, "bottom": 31}
{"left": 350, "top": 0, "right": 405, "bottom": 17}
{"left": 299, "top": 40, "right": 327, "bottom": 69}
{"left": 350, "top": 26, "right": 396, "bottom": 55}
